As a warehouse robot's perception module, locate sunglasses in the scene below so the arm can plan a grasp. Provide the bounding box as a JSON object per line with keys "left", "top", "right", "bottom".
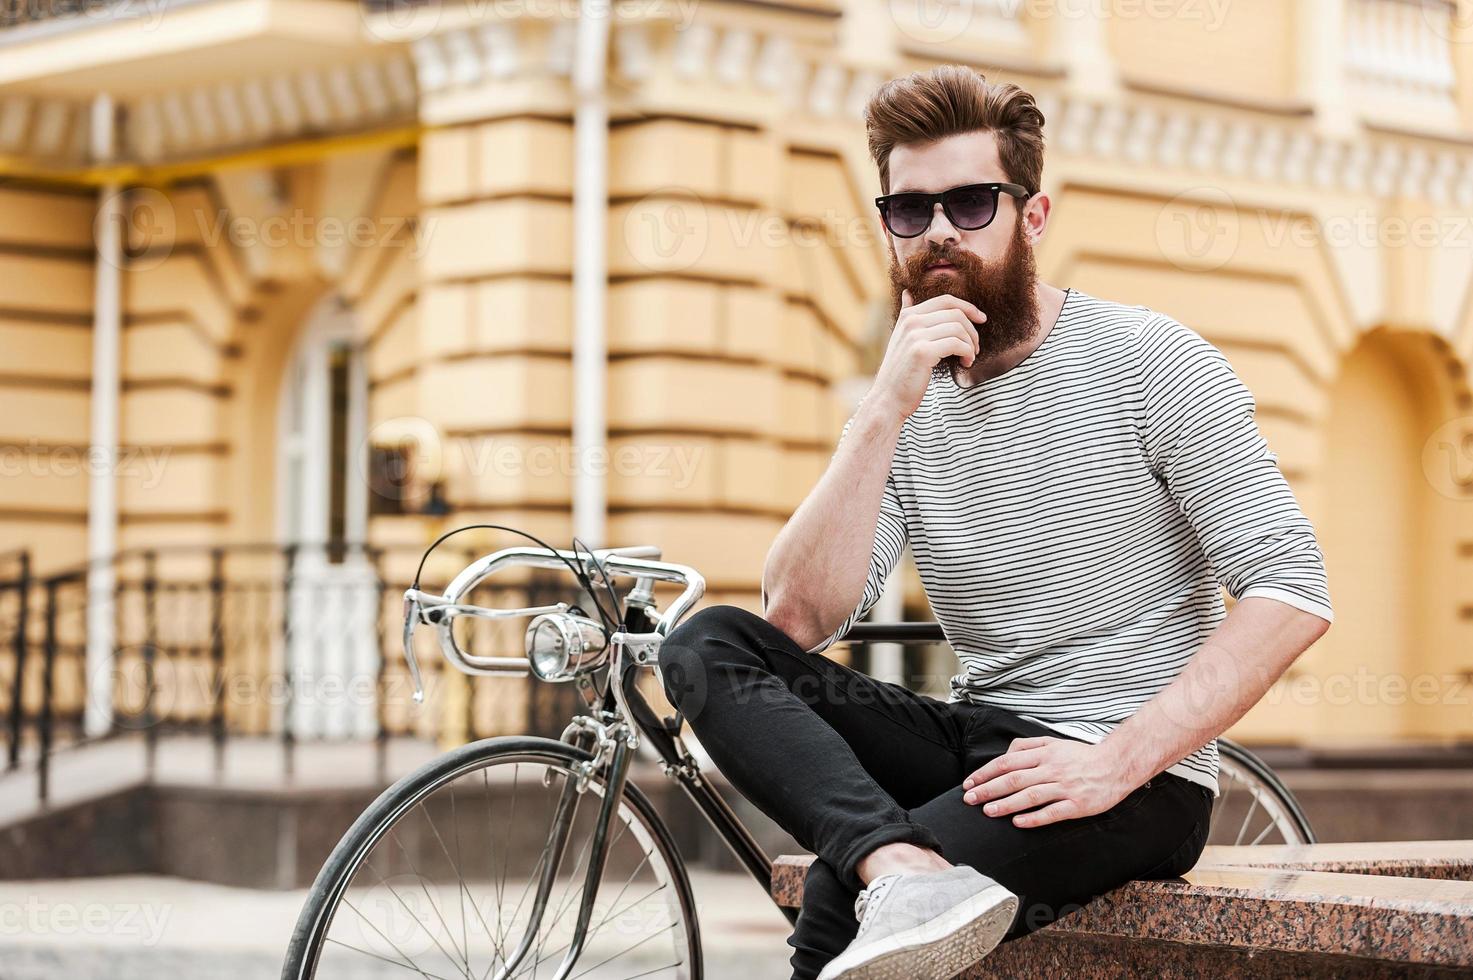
{"left": 874, "top": 181, "right": 1031, "bottom": 238}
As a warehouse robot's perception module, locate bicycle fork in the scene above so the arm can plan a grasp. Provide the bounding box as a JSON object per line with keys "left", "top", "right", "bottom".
{"left": 491, "top": 718, "right": 636, "bottom": 980}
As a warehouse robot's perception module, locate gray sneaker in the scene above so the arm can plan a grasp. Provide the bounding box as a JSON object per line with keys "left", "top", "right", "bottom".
{"left": 815, "top": 865, "right": 1019, "bottom": 980}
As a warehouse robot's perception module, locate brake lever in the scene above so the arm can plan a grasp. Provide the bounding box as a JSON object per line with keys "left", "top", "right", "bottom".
{"left": 402, "top": 593, "right": 426, "bottom": 704}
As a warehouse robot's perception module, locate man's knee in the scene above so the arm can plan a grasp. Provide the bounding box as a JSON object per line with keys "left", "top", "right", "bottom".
{"left": 666, "top": 603, "right": 765, "bottom": 649}
{"left": 659, "top": 604, "right": 755, "bottom": 715}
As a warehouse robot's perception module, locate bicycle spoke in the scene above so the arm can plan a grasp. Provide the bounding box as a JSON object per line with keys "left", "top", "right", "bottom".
{"left": 483, "top": 767, "right": 509, "bottom": 956}
{"left": 420, "top": 796, "right": 496, "bottom": 971}
{"left": 389, "top": 829, "right": 474, "bottom": 976}
{"left": 613, "top": 962, "right": 686, "bottom": 980}
{"left": 562, "top": 833, "right": 653, "bottom": 948}
{"left": 530, "top": 831, "right": 656, "bottom": 972}
{"left": 301, "top": 750, "right": 694, "bottom": 980}
{"left": 538, "top": 813, "right": 633, "bottom": 950}
{"left": 567, "top": 920, "right": 680, "bottom": 980}
{"left": 449, "top": 786, "right": 472, "bottom": 975}
{"left": 528, "top": 880, "right": 669, "bottom": 975}
{"left": 527, "top": 806, "right": 604, "bottom": 976}
{"left": 1233, "top": 790, "right": 1262, "bottom": 846}
{"left": 494, "top": 763, "right": 522, "bottom": 958}
{"left": 1210, "top": 747, "right": 1311, "bottom": 847}
{"left": 326, "top": 933, "right": 456, "bottom": 980}
{"left": 339, "top": 895, "right": 445, "bottom": 980}
{"left": 366, "top": 862, "right": 468, "bottom": 976}
{"left": 479, "top": 836, "right": 556, "bottom": 980}
{"left": 509, "top": 781, "right": 581, "bottom": 937}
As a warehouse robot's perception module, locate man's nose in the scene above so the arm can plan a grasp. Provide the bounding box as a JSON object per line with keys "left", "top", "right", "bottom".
{"left": 922, "top": 202, "right": 959, "bottom": 247}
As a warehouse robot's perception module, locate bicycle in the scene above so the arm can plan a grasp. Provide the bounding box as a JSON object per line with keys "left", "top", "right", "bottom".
{"left": 283, "top": 541, "right": 1315, "bottom": 979}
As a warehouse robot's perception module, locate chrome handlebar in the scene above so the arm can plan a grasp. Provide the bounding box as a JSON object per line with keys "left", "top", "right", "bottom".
{"left": 401, "top": 544, "right": 706, "bottom": 702}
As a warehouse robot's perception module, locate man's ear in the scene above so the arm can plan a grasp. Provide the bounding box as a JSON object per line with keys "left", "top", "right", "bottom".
{"left": 1024, "top": 191, "right": 1051, "bottom": 245}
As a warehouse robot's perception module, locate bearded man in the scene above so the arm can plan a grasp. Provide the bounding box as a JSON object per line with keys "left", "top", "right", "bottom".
{"left": 660, "top": 64, "right": 1333, "bottom": 980}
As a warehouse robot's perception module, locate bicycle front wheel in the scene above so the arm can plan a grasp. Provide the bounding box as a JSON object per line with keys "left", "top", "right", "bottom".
{"left": 283, "top": 736, "right": 702, "bottom": 979}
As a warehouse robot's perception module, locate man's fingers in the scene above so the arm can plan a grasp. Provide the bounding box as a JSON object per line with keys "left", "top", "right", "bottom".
{"left": 904, "top": 293, "right": 986, "bottom": 323}
{"left": 1011, "top": 798, "right": 1079, "bottom": 828}
{"left": 918, "top": 327, "right": 980, "bottom": 363}
{"left": 928, "top": 337, "right": 975, "bottom": 367}
{"left": 963, "top": 746, "right": 1045, "bottom": 790}
{"left": 905, "top": 310, "right": 983, "bottom": 342}
{"left": 900, "top": 288, "right": 913, "bottom": 311}
{"left": 977, "top": 782, "right": 1067, "bottom": 817}
{"left": 963, "top": 761, "right": 1047, "bottom": 805}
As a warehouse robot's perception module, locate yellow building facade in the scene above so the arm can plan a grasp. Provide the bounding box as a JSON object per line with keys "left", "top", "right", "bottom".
{"left": 1, "top": 0, "right": 1471, "bottom": 749}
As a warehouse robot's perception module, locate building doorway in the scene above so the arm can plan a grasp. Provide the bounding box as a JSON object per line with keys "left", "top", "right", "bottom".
{"left": 275, "top": 294, "right": 379, "bottom": 740}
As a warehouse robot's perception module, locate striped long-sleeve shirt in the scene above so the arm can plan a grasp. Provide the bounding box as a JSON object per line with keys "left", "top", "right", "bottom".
{"left": 808, "top": 287, "right": 1333, "bottom": 796}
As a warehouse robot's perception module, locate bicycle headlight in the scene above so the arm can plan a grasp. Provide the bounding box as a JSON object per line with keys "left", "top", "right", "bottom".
{"left": 525, "top": 613, "right": 609, "bottom": 682}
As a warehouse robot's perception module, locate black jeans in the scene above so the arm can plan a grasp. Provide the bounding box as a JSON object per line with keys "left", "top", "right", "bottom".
{"left": 658, "top": 605, "right": 1213, "bottom": 980}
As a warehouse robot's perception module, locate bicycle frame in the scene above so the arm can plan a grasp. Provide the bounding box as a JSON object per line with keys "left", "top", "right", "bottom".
{"left": 614, "top": 630, "right": 799, "bottom": 923}
{"left": 539, "top": 621, "right": 956, "bottom": 949}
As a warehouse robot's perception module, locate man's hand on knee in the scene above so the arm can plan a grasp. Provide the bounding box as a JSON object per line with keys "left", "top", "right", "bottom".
{"left": 960, "top": 736, "right": 1141, "bottom": 828}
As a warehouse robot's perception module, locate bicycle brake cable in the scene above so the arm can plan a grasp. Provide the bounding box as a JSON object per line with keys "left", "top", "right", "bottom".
{"left": 572, "top": 534, "right": 626, "bottom": 632}
{"left": 410, "top": 523, "right": 619, "bottom": 633}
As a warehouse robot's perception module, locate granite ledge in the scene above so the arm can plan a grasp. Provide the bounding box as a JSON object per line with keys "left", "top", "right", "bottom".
{"left": 1198, "top": 840, "right": 1473, "bottom": 882}
{"left": 771, "top": 849, "right": 1473, "bottom": 967}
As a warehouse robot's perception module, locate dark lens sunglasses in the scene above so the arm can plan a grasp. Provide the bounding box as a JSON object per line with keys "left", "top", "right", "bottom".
{"left": 875, "top": 182, "right": 1031, "bottom": 238}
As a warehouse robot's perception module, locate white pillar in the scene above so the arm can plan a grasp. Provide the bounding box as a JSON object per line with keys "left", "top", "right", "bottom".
{"left": 1049, "top": 0, "right": 1120, "bottom": 97}
{"left": 572, "top": 1, "right": 611, "bottom": 549}
{"left": 86, "top": 94, "right": 121, "bottom": 737}
{"left": 869, "top": 562, "right": 906, "bottom": 686}
{"left": 1301, "top": 0, "right": 1354, "bottom": 138}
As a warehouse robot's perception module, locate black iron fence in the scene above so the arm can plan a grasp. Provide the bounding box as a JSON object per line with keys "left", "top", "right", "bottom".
{"left": 0, "top": 540, "right": 583, "bottom": 806}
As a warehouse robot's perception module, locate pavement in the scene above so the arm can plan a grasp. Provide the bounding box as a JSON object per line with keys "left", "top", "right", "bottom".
{"left": 0, "top": 869, "right": 796, "bottom": 978}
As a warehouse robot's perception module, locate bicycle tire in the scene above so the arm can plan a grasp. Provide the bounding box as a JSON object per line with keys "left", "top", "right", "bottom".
{"left": 1216, "top": 737, "right": 1317, "bottom": 844}
{"left": 282, "top": 735, "right": 703, "bottom": 979}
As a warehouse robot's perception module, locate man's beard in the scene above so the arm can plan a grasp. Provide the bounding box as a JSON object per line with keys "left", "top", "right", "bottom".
{"left": 887, "top": 215, "right": 1040, "bottom": 382}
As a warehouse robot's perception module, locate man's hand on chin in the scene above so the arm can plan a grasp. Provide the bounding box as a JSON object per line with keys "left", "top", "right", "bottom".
{"left": 960, "top": 736, "right": 1141, "bottom": 828}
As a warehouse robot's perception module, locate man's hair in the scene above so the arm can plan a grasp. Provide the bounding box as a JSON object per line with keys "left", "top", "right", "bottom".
{"left": 863, "top": 65, "right": 1046, "bottom": 197}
